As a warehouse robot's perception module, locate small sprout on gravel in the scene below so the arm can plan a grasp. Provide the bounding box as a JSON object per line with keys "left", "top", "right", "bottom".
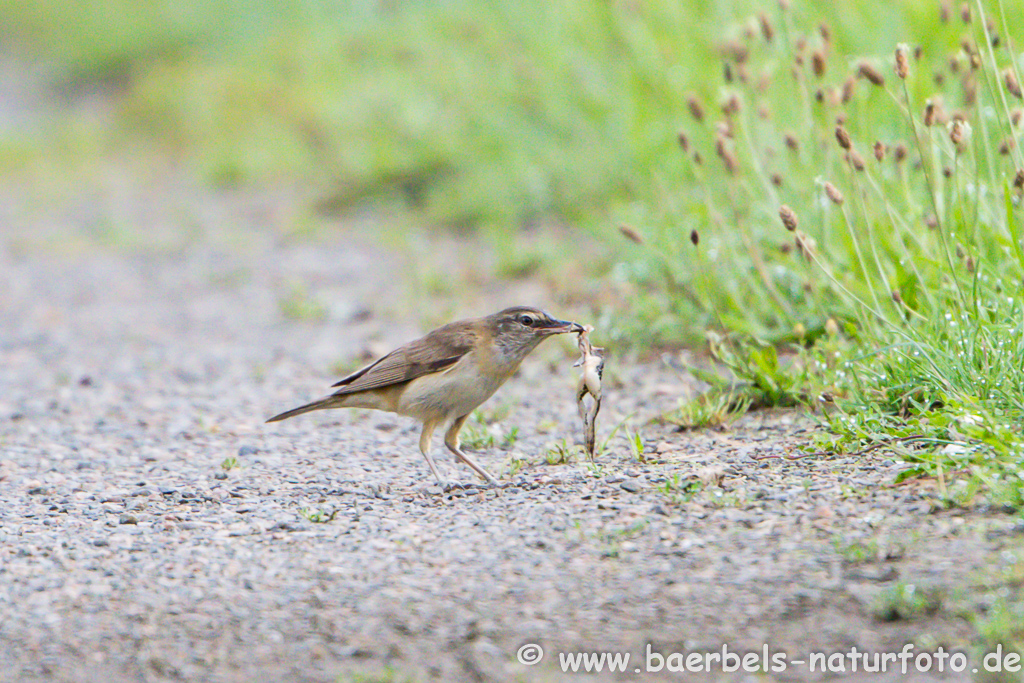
{"left": 506, "top": 455, "right": 527, "bottom": 477}
{"left": 501, "top": 426, "right": 519, "bottom": 449}
{"left": 299, "top": 507, "right": 338, "bottom": 524}
{"left": 833, "top": 537, "right": 880, "bottom": 563}
{"left": 665, "top": 392, "right": 749, "bottom": 431}
{"left": 626, "top": 430, "right": 645, "bottom": 462}
{"left": 658, "top": 473, "right": 703, "bottom": 505}
{"left": 544, "top": 439, "right": 578, "bottom": 465}
{"left": 221, "top": 456, "right": 240, "bottom": 471}
{"left": 460, "top": 422, "right": 496, "bottom": 449}
{"left": 873, "top": 583, "right": 943, "bottom": 622}
{"left": 461, "top": 409, "right": 518, "bottom": 449}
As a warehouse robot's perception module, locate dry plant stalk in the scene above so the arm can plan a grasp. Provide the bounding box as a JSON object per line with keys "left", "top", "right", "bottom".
{"left": 779, "top": 204, "right": 799, "bottom": 231}
{"left": 824, "top": 182, "right": 844, "bottom": 205}
{"left": 619, "top": 224, "right": 644, "bottom": 244}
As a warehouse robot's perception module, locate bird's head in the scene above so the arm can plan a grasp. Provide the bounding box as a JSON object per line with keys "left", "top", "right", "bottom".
{"left": 487, "top": 306, "right": 583, "bottom": 360}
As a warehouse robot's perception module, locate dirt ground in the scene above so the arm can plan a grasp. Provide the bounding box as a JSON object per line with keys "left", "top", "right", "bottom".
{"left": 2, "top": 171, "right": 1022, "bottom": 683}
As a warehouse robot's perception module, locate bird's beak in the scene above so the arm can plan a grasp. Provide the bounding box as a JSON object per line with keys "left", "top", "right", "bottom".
{"left": 537, "top": 318, "right": 585, "bottom": 335}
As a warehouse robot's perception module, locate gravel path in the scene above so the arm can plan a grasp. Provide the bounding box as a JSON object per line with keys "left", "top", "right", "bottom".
{"left": 1, "top": 182, "right": 1020, "bottom": 683}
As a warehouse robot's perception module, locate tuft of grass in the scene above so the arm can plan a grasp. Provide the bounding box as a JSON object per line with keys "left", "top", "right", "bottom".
{"left": 501, "top": 427, "right": 520, "bottom": 449}
{"left": 628, "top": 0, "right": 1024, "bottom": 507}
{"left": 460, "top": 409, "right": 518, "bottom": 450}
{"left": 625, "top": 429, "right": 645, "bottom": 462}
{"left": 832, "top": 537, "right": 880, "bottom": 564}
{"left": 220, "top": 456, "right": 239, "bottom": 472}
{"left": 657, "top": 473, "right": 703, "bottom": 505}
{"left": 299, "top": 507, "right": 338, "bottom": 524}
{"left": 506, "top": 455, "right": 528, "bottom": 478}
{"left": 973, "top": 600, "right": 1024, "bottom": 654}
{"left": 664, "top": 390, "right": 752, "bottom": 431}
{"left": 872, "top": 582, "right": 943, "bottom": 622}
{"left": 544, "top": 439, "right": 580, "bottom": 465}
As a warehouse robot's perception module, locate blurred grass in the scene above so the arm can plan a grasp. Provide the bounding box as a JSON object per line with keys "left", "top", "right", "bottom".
{"left": 5, "top": 0, "right": 727, "bottom": 227}
{"left": 4, "top": 0, "right": 945, "bottom": 235}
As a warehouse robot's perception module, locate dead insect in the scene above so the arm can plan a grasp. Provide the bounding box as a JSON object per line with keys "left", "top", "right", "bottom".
{"left": 573, "top": 325, "right": 604, "bottom": 459}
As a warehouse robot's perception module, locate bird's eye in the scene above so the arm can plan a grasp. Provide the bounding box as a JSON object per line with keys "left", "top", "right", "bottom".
{"left": 519, "top": 314, "right": 535, "bottom": 326}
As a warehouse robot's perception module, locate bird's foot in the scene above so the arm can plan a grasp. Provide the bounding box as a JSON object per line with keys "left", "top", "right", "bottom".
{"left": 424, "top": 479, "right": 467, "bottom": 494}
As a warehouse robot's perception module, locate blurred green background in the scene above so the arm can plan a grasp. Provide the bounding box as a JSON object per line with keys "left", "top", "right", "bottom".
{"left": 5, "top": 0, "right": 998, "bottom": 339}
{"left": 3, "top": 0, "right": 962, "bottom": 234}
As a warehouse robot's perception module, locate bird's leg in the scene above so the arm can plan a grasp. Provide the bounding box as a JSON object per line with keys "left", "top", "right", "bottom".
{"left": 444, "top": 415, "right": 500, "bottom": 487}
{"left": 418, "top": 419, "right": 451, "bottom": 488}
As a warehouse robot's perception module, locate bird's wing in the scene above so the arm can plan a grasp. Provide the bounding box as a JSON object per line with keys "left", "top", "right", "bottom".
{"left": 330, "top": 321, "right": 479, "bottom": 395}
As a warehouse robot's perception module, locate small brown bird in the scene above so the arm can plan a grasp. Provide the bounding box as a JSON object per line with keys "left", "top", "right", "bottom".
{"left": 267, "top": 306, "right": 582, "bottom": 487}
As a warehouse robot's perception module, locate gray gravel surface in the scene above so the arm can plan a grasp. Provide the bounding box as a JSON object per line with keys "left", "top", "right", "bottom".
{"left": 2, "top": 185, "right": 1020, "bottom": 682}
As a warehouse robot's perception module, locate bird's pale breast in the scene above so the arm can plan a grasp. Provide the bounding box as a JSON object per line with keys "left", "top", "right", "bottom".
{"left": 396, "top": 346, "right": 519, "bottom": 421}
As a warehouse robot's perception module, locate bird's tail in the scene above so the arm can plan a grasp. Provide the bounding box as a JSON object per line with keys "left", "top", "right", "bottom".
{"left": 265, "top": 396, "right": 344, "bottom": 423}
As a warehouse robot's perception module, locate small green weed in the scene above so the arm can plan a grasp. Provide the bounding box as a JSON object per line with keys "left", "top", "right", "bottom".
{"left": 658, "top": 473, "right": 703, "bottom": 505}
{"left": 873, "top": 583, "right": 943, "bottom": 622}
{"left": 506, "top": 455, "right": 528, "bottom": 478}
{"left": 461, "top": 409, "right": 519, "bottom": 450}
{"left": 833, "top": 537, "right": 880, "bottom": 564}
{"left": 460, "top": 423, "right": 495, "bottom": 450}
{"left": 665, "top": 390, "right": 752, "bottom": 431}
{"left": 625, "top": 429, "right": 646, "bottom": 462}
{"left": 501, "top": 427, "right": 520, "bottom": 449}
{"left": 544, "top": 439, "right": 580, "bottom": 465}
{"left": 299, "top": 507, "right": 338, "bottom": 524}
